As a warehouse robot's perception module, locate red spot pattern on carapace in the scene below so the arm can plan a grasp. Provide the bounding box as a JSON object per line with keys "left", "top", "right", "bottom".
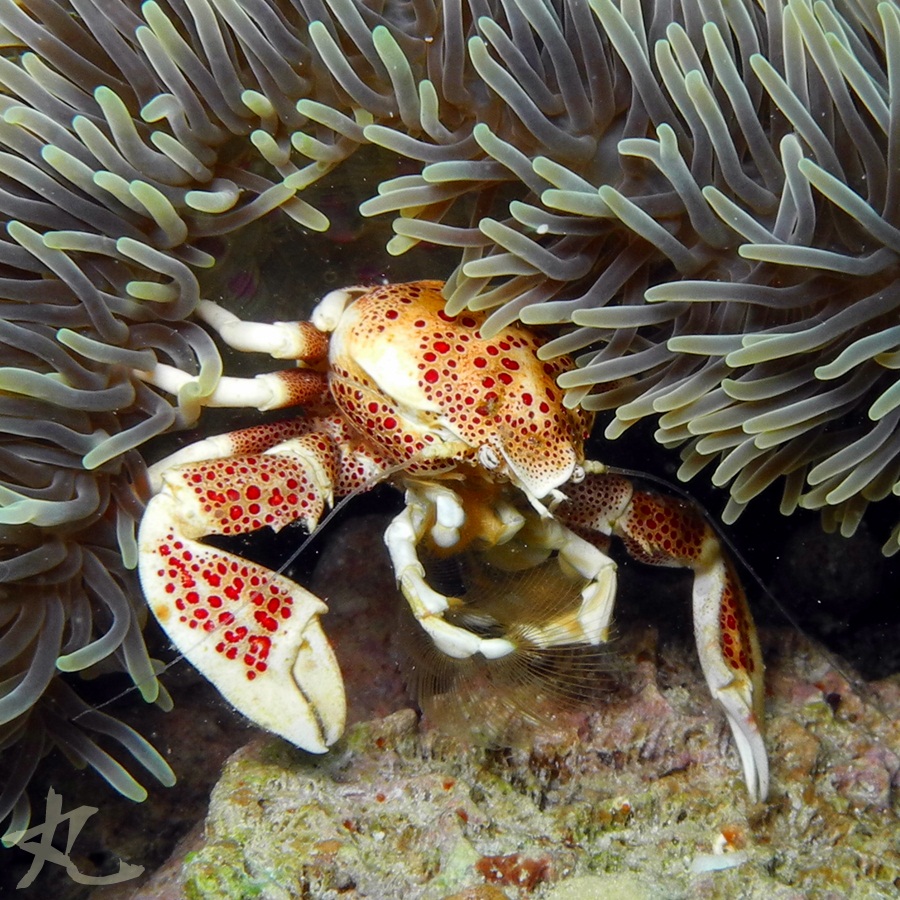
{"left": 328, "top": 280, "right": 592, "bottom": 491}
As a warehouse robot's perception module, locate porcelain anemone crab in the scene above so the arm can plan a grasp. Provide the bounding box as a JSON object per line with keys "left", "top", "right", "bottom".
{"left": 137, "top": 280, "right": 768, "bottom": 801}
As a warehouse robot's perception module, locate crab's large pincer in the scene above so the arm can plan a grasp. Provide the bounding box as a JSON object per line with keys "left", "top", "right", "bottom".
{"left": 138, "top": 489, "right": 346, "bottom": 753}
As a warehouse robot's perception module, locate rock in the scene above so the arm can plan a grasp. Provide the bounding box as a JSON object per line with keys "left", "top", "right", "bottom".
{"left": 123, "top": 625, "right": 900, "bottom": 899}
{"left": 91, "top": 514, "right": 900, "bottom": 900}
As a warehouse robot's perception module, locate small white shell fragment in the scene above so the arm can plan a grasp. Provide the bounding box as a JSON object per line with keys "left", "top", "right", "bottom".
{"left": 689, "top": 850, "right": 750, "bottom": 874}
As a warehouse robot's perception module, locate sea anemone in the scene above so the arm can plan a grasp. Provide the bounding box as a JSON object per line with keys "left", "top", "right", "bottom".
{"left": 0, "top": 0, "right": 897, "bottom": 841}
{"left": 347, "top": 0, "right": 900, "bottom": 552}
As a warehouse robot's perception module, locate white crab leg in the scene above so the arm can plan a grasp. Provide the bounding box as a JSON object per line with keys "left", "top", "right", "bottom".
{"left": 195, "top": 299, "right": 329, "bottom": 360}
{"left": 507, "top": 516, "right": 618, "bottom": 648}
{"left": 135, "top": 299, "right": 332, "bottom": 414}
{"left": 135, "top": 364, "right": 327, "bottom": 411}
{"left": 693, "top": 559, "right": 769, "bottom": 803}
{"left": 385, "top": 484, "right": 517, "bottom": 660}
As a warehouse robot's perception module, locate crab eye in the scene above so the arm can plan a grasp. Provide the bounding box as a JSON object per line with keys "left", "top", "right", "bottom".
{"left": 571, "top": 465, "right": 586, "bottom": 484}
{"left": 478, "top": 445, "right": 500, "bottom": 470}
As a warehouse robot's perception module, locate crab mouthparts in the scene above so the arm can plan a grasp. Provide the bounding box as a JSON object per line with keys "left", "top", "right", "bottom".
{"left": 498, "top": 445, "right": 576, "bottom": 516}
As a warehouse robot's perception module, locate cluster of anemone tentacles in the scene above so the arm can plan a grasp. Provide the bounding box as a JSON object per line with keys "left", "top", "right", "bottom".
{"left": 1, "top": 0, "right": 898, "bottom": 837}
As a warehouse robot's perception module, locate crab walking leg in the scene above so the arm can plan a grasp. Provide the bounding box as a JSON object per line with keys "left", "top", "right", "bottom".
{"left": 136, "top": 364, "right": 329, "bottom": 412}
{"left": 560, "top": 473, "right": 768, "bottom": 802}
{"left": 195, "top": 299, "right": 330, "bottom": 361}
{"left": 135, "top": 301, "right": 332, "bottom": 415}
{"left": 138, "top": 433, "right": 347, "bottom": 752}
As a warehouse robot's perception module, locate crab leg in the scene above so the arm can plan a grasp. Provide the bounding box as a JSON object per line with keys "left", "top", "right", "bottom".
{"left": 559, "top": 473, "right": 768, "bottom": 802}
{"left": 136, "top": 365, "right": 328, "bottom": 412}
{"left": 138, "top": 429, "right": 347, "bottom": 753}
{"left": 497, "top": 513, "right": 618, "bottom": 647}
{"left": 194, "top": 299, "right": 329, "bottom": 361}
{"left": 136, "top": 298, "right": 332, "bottom": 412}
{"left": 385, "top": 480, "right": 618, "bottom": 660}
{"left": 386, "top": 482, "right": 519, "bottom": 660}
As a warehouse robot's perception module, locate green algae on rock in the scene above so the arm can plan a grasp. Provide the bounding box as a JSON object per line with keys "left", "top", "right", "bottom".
{"left": 135, "top": 627, "right": 900, "bottom": 900}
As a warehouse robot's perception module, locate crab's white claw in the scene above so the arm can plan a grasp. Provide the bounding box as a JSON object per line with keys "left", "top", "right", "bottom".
{"left": 138, "top": 490, "right": 346, "bottom": 753}
{"left": 385, "top": 490, "right": 517, "bottom": 660}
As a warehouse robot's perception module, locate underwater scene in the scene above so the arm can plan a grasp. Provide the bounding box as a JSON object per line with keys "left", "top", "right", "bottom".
{"left": 0, "top": 2, "right": 899, "bottom": 898}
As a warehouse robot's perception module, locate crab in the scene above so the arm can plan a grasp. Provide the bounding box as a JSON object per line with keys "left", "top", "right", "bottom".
{"left": 137, "top": 280, "right": 768, "bottom": 801}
